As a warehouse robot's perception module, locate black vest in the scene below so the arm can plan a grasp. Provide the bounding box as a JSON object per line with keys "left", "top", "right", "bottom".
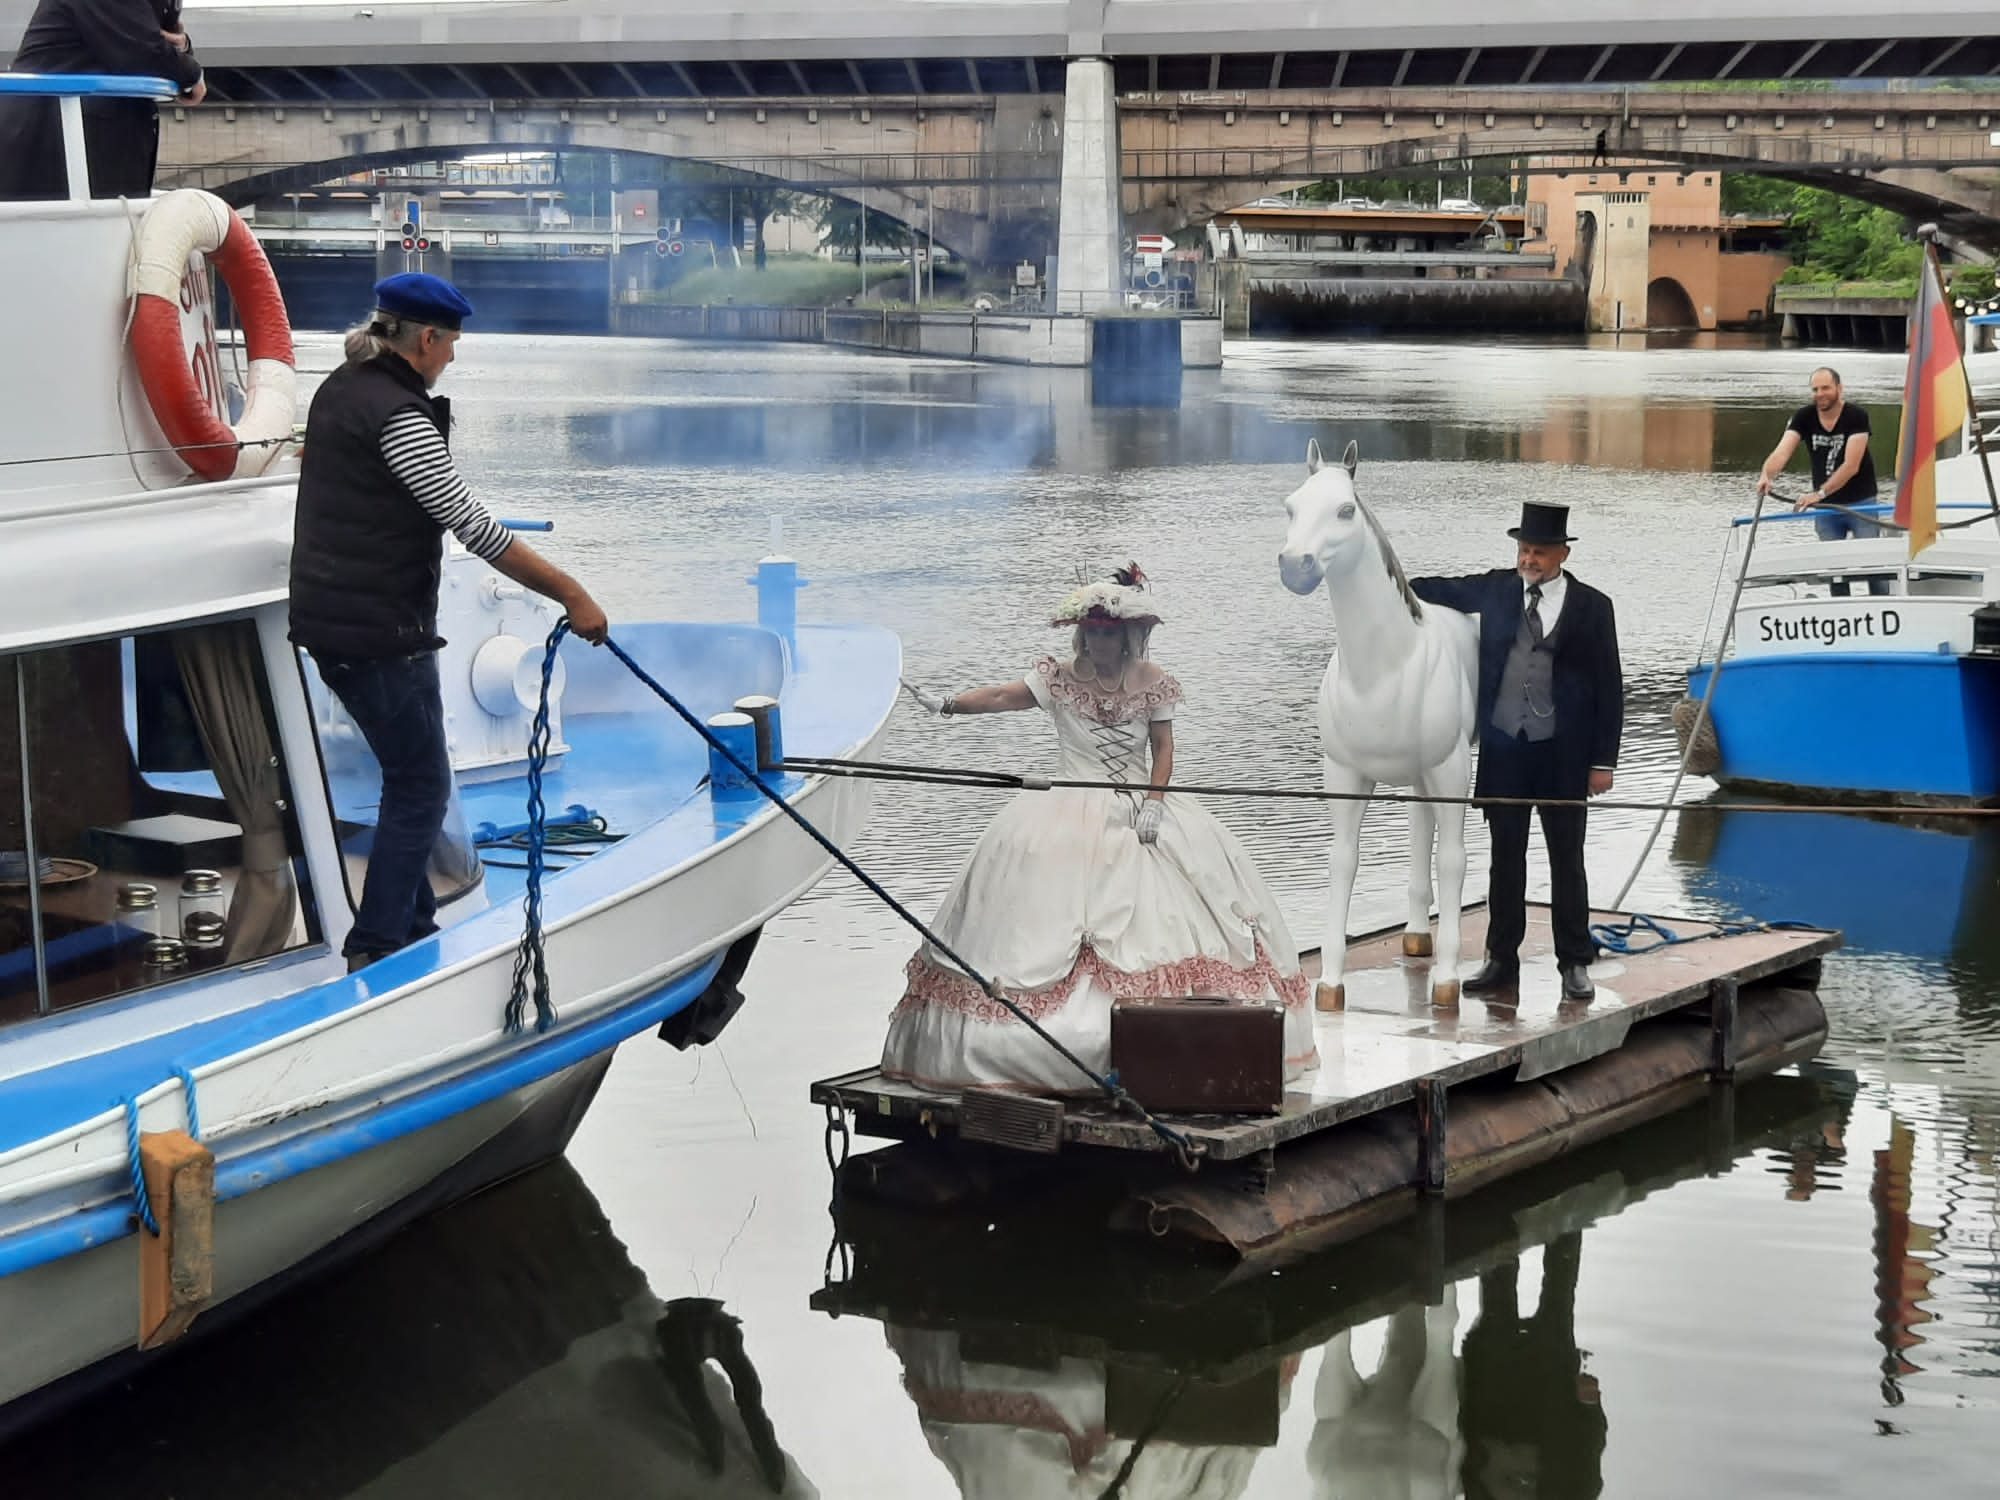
{"left": 288, "top": 352, "right": 455, "bottom": 659}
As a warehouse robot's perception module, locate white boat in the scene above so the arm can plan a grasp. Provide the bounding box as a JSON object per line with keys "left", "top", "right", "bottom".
{"left": 0, "top": 73, "right": 899, "bottom": 1430}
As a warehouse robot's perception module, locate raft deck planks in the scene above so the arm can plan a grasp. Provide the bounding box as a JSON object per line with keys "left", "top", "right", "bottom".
{"left": 812, "top": 905, "right": 1839, "bottom": 1162}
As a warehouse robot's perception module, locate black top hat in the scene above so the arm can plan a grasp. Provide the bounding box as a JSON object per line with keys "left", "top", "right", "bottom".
{"left": 1508, "top": 502, "right": 1576, "bottom": 544}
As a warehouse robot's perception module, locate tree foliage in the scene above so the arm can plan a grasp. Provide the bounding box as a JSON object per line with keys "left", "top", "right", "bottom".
{"left": 1721, "top": 175, "right": 1922, "bottom": 284}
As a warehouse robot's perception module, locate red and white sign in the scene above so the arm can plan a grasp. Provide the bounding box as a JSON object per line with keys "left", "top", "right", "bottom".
{"left": 1132, "top": 233, "right": 1172, "bottom": 254}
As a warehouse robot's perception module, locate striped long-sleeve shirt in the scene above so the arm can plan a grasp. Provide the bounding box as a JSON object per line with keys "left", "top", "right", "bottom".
{"left": 379, "top": 407, "right": 514, "bottom": 562}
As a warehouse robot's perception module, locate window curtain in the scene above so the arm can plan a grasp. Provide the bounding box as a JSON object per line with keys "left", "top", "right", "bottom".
{"left": 172, "top": 621, "right": 298, "bottom": 960}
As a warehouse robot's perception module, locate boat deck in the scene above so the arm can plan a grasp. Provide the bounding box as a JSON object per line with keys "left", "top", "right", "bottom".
{"left": 811, "top": 905, "right": 1839, "bottom": 1164}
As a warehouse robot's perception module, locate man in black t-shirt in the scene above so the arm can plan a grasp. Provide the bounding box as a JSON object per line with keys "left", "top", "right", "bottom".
{"left": 1756, "top": 365, "right": 1888, "bottom": 597}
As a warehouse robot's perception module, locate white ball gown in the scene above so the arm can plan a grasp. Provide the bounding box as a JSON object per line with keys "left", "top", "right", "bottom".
{"left": 882, "top": 656, "right": 1318, "bottom": 1094}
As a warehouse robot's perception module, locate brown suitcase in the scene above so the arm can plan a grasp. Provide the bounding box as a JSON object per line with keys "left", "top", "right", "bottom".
{"left": 1109, "top": 997, "right": 1286, "bottom": 1114}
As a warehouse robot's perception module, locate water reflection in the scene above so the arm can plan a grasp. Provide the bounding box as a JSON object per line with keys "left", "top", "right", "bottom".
{"left": 0, "top": 1162, "right": 815, "bottom": 1498}
{"left": 818, "top": 1071, "right": 1854, "bottom": 1500}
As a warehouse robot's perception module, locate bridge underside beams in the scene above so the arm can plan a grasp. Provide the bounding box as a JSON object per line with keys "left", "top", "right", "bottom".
{"left": 199, "top": 37, "right": 2000, "bottom": 106}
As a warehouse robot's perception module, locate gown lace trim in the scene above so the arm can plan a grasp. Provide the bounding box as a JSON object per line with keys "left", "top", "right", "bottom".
{"left": 1032, "top": 657, "right": 1183, "bottom": 726}
{"left": 894, "top": 938, "right": 1311, "bottom": 1025}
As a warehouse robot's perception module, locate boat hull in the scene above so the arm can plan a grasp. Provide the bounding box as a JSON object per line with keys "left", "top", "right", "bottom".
{"left": 1688, "top": 653, "right": 2000, "bottom": 805}
{"left": 0, "top": 1050, "right": 613, "bottom": 1432}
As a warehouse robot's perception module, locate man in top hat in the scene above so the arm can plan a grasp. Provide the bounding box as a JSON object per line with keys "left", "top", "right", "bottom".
{"left": 1409, "top": 504, "right": 1623, "bottom": 1000}
{"left": 290, "top": 271, "right": 608, "bottom": 972}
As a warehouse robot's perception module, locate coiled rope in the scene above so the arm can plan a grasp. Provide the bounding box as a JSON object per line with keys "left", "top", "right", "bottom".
{"left": 505, "top": 621, "right": 1208, "bottom": 1169}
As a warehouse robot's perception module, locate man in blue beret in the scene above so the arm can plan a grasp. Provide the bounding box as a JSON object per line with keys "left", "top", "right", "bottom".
{"left": 290, "top": 271, "right": 609, "bottom": 972}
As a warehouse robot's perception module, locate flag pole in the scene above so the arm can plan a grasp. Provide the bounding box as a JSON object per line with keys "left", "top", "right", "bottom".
{"left": 1922, "top": 228, "right": 2000, "bottom": 531}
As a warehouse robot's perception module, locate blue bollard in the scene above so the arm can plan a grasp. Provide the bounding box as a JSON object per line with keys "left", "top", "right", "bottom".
{"left": 733, "top": 694, "right": 783, "bottom": 773}
{"left": 752, "top": 556, "right": 800, "bottom": 649}
{"left": 707, "top": 712, "right": 761, "bottom": 803}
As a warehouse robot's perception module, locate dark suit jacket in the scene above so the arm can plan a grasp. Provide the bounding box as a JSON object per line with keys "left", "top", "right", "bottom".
{"left": 0, "top": 0, "right": 201, "bottom": 200}
{"left": 1409, "top": 568, "right": 1623, "bottom": 798}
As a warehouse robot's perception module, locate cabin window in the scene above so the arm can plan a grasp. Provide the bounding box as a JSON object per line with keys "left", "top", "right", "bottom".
{"left": 297, "top": 658, "right": 483, "bottom": 920}
{"left": 1, "top": 622, "right": 322, "bottom": 1026}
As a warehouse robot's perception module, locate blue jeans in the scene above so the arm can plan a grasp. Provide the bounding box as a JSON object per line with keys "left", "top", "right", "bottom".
{"left": 1812, "top": 507, "right": 1890, "bottom": 597}
{"left": 319, "top": 650, "right": 449, "bottom": 960}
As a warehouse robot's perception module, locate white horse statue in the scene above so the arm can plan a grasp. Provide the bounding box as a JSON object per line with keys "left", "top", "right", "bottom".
{"left": 1278, "top": 439, "right": 1479, "bottom": 1009}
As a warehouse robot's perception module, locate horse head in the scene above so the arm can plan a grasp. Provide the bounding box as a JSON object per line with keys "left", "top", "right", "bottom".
{"left": 1278, "top": 438, "right": 1367, "bottom": 596}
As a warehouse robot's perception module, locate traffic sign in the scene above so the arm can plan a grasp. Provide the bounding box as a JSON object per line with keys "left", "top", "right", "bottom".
{"left": 1133, "top": 232, "right": 1172, "bottom": 254}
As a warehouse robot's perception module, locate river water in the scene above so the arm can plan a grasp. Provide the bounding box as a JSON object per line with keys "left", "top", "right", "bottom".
{"left": 9, "top": 334, "right": 1999, "bottom": 1497}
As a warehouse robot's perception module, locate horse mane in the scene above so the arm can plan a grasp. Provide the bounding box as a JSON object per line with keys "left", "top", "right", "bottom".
{"left": 1349, "top": 486, "right": 1425, "bottom": 623}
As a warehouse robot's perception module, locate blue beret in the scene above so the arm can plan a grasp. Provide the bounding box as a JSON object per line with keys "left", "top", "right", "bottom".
{"left": 373, "top": 271, "right": 474, "bottom": 330}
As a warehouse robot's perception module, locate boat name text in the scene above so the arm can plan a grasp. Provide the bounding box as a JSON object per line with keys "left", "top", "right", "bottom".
{"left": 1756, "top": 609, "right": 1900, "bottom": 646}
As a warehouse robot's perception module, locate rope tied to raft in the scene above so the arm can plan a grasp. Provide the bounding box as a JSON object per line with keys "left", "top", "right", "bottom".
{"left": 1589, "top": 912, "right": 1819, "bottom": 956}
{"left": 505, "top": 621, "right": 1208, "bottom": 1168}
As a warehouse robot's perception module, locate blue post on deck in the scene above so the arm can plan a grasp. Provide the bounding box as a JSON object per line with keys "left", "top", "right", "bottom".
{"left": 748, "top": 518, "right": 805, "bottom": 650}
{"left": 706, "top": 712, "right": 761, "bottom": 802}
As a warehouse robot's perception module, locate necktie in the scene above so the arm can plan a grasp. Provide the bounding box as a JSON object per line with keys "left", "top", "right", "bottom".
{"left": 1526, "top": 583, "right": 1545, "bottom": 645}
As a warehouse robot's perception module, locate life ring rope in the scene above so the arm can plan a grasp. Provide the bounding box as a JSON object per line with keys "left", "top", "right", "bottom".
{"left": 130, "top": 189, "right": 296, "bottom": 483}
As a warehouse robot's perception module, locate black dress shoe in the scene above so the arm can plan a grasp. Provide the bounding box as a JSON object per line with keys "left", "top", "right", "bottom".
{"left": 1462, "top": 960, "right": 1520, "bottom": 995}
{"left": 1560, "top": 963, "right": 1596, "bottom": 1001}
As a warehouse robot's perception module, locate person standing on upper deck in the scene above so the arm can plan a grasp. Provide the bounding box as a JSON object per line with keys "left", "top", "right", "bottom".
{"left": 0, "top": 0, "right": 205, "bottom": 200}
{"left": 290, "top": 272, "right": 610, "bottom": 973}
{"left": 1755, "top": 365, "right": 1888, "bottom": 599}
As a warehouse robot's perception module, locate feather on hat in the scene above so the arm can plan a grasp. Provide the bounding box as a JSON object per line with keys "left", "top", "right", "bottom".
{"left": 1051, "top": 563, "right": 1162, "bottom": 627}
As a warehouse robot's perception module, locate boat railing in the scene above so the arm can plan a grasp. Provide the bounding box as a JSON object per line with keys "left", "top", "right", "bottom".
{"left": 0, "top": 72, "right": 178, "bottom": 202}
{"left": 1728, "top": 501, "right": 1998, "bottom": 529}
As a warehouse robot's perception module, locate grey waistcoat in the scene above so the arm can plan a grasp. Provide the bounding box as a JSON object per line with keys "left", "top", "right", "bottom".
{"left": 1491, "top": 606, "right": 1557, "bottom": 741}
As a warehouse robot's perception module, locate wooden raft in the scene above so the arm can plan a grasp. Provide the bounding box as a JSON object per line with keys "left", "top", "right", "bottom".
{"left": 811, "top": 905, "right": 1838, "bottom": 1259}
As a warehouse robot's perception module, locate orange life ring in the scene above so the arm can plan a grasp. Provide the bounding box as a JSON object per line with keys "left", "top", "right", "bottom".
{"left": 131, "top": 189, "right": 296, "bottom": 482}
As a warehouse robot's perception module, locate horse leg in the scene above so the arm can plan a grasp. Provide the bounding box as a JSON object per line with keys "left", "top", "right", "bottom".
{"left": 1318, "top": 759, "right": 1372, "bottom": 1012}
{"left": 1423, "top": 745, "right": 1473, "bottom": 1009}
{"left": 1403, "top": 794, "right": 1436, "bottom": 958}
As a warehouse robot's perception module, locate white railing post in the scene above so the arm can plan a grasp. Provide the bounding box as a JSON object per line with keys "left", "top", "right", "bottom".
{"left": 59, "top": 94, "right": 89, "bottom": 201}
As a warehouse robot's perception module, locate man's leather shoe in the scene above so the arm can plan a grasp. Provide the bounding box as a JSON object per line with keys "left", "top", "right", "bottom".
{"left": 1561, "top": 963, "right": 1596, "bottom": 1001}
{"left": 1462, "top": 960, "right": 1520, "bottom": 995}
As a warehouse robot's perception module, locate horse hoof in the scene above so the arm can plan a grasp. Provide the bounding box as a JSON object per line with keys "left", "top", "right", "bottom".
{"left": 1315, "top": 981, "right": 1346, "bottom": 1013}
{"left": 1402, "top": 931, "right": 1434, "bottom": 958}
{"left": 1431, "top": 980, "right": 1460, "bottom": 1010}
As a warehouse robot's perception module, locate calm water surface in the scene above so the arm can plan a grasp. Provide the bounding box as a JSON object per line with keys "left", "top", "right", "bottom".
{"left": 9, "top": 335, "right": 1998, "bottom": 1497}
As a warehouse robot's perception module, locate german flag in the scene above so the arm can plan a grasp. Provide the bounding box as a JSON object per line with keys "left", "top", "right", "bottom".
{"left": 1893, "top": 252, "right": 1969, "bottom": 557}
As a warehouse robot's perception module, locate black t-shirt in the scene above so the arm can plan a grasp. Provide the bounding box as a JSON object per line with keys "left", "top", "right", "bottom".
{"left": 1787, "top": 402, "right": 1877, "bottom": 500}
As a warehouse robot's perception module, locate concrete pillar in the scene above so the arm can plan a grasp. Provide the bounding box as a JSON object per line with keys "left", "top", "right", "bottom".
{"left": 1052, "top": 57, "right": 1123, "bottom": 315}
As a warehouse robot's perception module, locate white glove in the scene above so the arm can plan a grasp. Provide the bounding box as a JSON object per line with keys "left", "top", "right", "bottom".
{"left": 1135, "top": 799, "right": 1163, "bottom": 845}
{"left": 899, "top": 678, "right": 945, "bottom": 717}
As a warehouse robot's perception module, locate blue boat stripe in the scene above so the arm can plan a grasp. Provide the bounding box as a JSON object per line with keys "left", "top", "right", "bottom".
{"left": 0, "top": 954, "right": 721, "bottom": 1281}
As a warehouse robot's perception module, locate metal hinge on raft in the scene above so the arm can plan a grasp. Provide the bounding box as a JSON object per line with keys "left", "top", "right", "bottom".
{"left": 958, "top": 1089, "right": 1064, "bottom": 1154}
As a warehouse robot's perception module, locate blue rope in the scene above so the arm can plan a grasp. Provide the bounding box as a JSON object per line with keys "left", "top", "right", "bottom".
{"left": 504, "top": 620, "right": 569, "bottom": 1034}
{"left": 576, "top": 627, "right": 1206, "bottom": 1169}
{"left": 172, "top": 1065, "right": 201, "bottom": 1140}
{"left": 123, "top": 1097, "right": 159, "bottom": 1235}
{"left": 1590, "top": 913, "right": 1818, "bottom": 957}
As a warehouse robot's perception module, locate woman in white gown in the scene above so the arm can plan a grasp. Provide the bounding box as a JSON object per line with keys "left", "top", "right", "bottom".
{"left": 887, "top": 566, "right": 1317, "bottom": 1094}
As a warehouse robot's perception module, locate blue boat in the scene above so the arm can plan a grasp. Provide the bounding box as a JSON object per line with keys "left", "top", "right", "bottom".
{"left": 1684, "top": 309, "right": 2000, "bottom": 805}
{"left": 0, "top": 76, "right": 899, "bottom": 1427}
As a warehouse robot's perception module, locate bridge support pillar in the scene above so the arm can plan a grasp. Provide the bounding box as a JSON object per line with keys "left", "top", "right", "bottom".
{"left": 1052, "top": 57, "right": 1123, "bottom": 315}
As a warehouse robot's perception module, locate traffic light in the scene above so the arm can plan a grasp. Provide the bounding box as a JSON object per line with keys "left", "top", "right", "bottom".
{"left": 401, "top": 220, "right": 417, "bottom": 238}
{"left": 415, "top": 236, "right": 431, "bottom": 252}
{"left": 400, "top": 235, "right": 415, "bottom": 251}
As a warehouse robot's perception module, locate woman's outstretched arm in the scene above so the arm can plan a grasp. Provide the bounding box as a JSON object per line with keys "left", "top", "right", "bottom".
{"left": 944, "top": 680, "right": 1036, "bottom": 715}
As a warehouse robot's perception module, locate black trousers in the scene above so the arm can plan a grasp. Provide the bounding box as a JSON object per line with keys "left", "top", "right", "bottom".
{"left": 1482, "top": 733, "right": 1594, "bottom": 969}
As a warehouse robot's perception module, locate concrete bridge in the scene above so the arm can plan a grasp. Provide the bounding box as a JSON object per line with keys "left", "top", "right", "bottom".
{"left": 85, "top": 1, "right": 2000, "bottom": 99}
{"left": 156, "top": 85, "right": 2000, "bottom": 267}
